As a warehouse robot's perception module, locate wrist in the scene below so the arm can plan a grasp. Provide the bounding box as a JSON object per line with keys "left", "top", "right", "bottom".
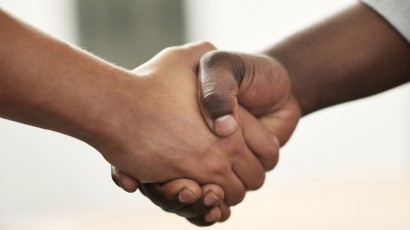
{"left": 256, "top": 51, "right": 306, "bottom": 116}
{"left": 0, "top": 9, "right": 144, "bottom": 150}
{"left": 70, "top": 68, "right": 144, "bottom": 150}
{"left": 277, "top": 58, "right": 314, "bottom": 116}
{"left": 263, "top": 47, "right": 317, "bottom": 116}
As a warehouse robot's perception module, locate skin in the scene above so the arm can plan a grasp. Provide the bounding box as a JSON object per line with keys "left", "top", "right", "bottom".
{"left": 113, "top": 1, "right": 410, "bottom": 226}
{"left": 0, "top": 7, "right": 280, "bottom": 224}
{"left": 109, "top": 49, "right": 280, "bottom": 226}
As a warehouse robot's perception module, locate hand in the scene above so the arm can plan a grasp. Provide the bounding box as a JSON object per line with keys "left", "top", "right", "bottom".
{"left": 110, "top": 105, "right": 279, "bottom": 226}
{"left": 109, "top": 43, "right": 281, "bottom": 226}
{"left": 198, "top": 50, "right": 302, "bottom": 146}
{"left": 111, "top": 107, "right": 278, "bottom": 225}
{"left": 95, "top": 42, "right": 278, "bottom": 206}
{"left": 140, "top": 181, "right": 230, "bottom": 226}
{"left": 112, "top": 168, "right": 229, "bottom": 226}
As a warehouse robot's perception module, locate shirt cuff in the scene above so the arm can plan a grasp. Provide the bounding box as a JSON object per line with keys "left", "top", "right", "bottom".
{"left": 361, "top": 0, "right": 410, "bottom": 43}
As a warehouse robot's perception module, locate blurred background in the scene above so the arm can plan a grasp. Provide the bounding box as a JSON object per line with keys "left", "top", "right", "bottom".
{"left": 1, "top": 0, "right": 409, "bottom": 229}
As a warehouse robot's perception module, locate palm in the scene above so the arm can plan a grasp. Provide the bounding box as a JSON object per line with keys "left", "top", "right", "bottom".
{"left": 257, "top": 98, "right": 301, "bottom": 146}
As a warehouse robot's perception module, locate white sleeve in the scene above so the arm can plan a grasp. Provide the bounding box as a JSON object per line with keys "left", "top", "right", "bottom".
{"left": 361, "top": 0, "right": 410, "bottom": 43}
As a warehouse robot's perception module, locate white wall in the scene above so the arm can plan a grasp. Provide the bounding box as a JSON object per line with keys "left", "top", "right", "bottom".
{"left": 1, "top": 1, "right": 409, "bottom": 229}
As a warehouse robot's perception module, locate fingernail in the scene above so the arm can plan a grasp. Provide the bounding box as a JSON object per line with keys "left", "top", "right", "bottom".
{"left": 204, "top": 191, "right": 220, "bottom": 206}
{"left": 213, "top": 115, "right": 237, "bottom": 135}
{"left": 178, "top": 189, "right": 198, "bottom": 204}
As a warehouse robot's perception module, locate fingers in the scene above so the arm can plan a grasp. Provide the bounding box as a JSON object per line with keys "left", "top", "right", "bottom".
{"left": 202, "top": 130, "right": 265, "bottom": 204}
{"left": 200, "top": 160, "right": 246, "bottom": 206}
{"left": 179, "top": 41, "right": 217, "bottom": 66}
{"left": 133, "top": 41, "right": 216, "bottom": 74}
{"left": 139, "top": 179, "right": 202, "bottom": 212}
{"left": 258, "top": 98, "right": 302, "bottom": 145}
{"left": 160, "top": 41, "right": 217, "bottom": 69}
{"left": 140, "top": 179, "right": 230, "bottom": 226}
{"left": 230, "top": 141, "right": 266, "bottom": 191}
{"left": 218, "top": 202, "right": 231, "bottom": 222}
{"left": 111, "top": 165, "right": 139, "bottom": 193}
{"left": 186, "top": 203, "right": 231, "bottom": 226}
{"left": 198, "top": 51, "right": 244, "bottom": 136}
{"left": 112, "top": 168, "right": 230, "bottom": 223}
{"left": 239, "top": 107, "right": 280, "bottom": 171}
{"left": 186, "top": 207, "right": 221, "bottom": 227}
{"left": 139, "top": 179, "right": 225, "bottom": 216}
{"left": 202, "top": 184, "right": 224, "bottom": 207}
{"left": 174, "top": 184, "right": 224, "bottom": 219}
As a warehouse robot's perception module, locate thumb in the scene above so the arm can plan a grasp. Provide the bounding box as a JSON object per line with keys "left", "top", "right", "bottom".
{"left": 198, "top": 51, "right": 245, "bottom": 136}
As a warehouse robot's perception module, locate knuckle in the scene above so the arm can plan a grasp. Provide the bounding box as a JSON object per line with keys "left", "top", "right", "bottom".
{"left": 162, "top": 42, "right": 216, "bottom": 61}
{"left": 248, "top": 171, "right": 265, "bottom": 190}
{"left": 181, "top": 41, "right": 216, "bottom": 54}
{"left": 220, "top": 208, "right": 231, "bottom": 222}
{"left": 160, "top": 46, "right": 178, "bottom": 56}
{"left": 197, "top": 41, "right": 216, "bottom": 50}
{"left": 226, "top": 188, "right": 245, "bottom": 206}
{"left": 204, "top": 159, "right": 230, "bottom": 177}
{"left": 217, "top": 139, "right": 238, "bottom": 158}
{"left": 204, "top": 184, "right": 224, "bottom": 201}
{"left": 268, "top": 136, "right": 280, "bottom": 155}
{"left": 265, "top": 149, "right": 280, "bottom": 171}
{"left": 226, "top": 142, "right": 242, "bottom": 157}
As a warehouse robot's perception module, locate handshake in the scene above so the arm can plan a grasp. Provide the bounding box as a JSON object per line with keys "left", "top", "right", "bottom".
{"left": 2, "top": 2, "right": 409, "bottom": 227}
{"left": 107, "top": 42, "right": 302, "bottom": 226}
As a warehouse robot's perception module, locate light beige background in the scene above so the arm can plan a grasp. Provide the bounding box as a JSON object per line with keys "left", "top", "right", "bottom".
{"left": 1, "top": 0, "right": 409, "bottom": 229}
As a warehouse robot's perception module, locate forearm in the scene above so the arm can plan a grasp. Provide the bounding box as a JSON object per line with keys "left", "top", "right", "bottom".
{"left": 0, "top": 9, "right": 134, "bottom": 143}
{"left": 265, "top": 2, "right": 410, "bottom": 115}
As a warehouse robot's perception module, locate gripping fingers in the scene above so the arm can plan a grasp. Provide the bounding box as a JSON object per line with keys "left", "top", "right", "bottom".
{"left": 230, "top": 142, "right": 266, "bottom": 191}
{"left": 187, "top": 202, "right": 231, "bottom": 226}
{"left": 174, "top": 183, "right": 224, "bottom": 219}
{"left": 140, "top": 179, "right": 227, "bottom": 226}
{"left": 139, "top": 179, "right": 202, "bottom": 212}
{"left": 239, "top": 107, "right": 280, "bottom": 171}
